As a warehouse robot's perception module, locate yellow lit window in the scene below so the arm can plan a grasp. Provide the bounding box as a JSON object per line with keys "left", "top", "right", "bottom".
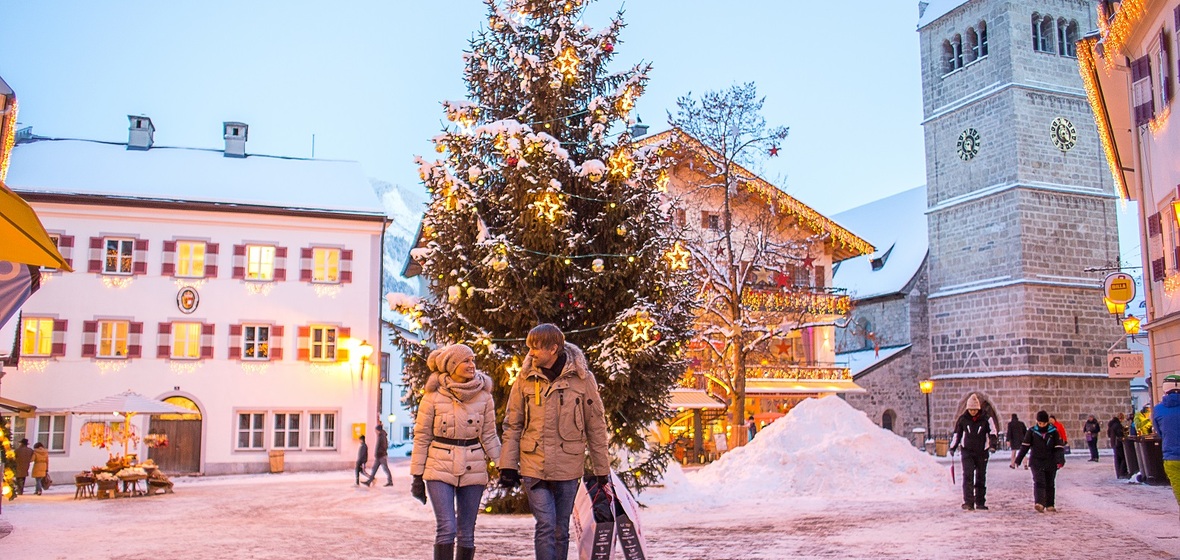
{"left": 177, "top": 241, "right": 207, "bottom": 278}
{"left": 310, "top": 326, "right": 337, "bottom": 362}
{"left": 98, "top": 320, "right": 129, "bottom": 358}
{"left": 22, "top": 317, "right": 54, "bottom": 356}
{"left": 312, "top": 248, "right": 341, "bottom": 283}
{"left": 246, "top": 245, "right": 275, "bottom": 281}
{"left": 171, "top": 322, "right": 202, "bottom": 359}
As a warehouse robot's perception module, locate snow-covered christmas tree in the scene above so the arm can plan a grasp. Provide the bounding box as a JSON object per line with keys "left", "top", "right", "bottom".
{"left": 400, "top": 0, "right": 695, "bottom": 495}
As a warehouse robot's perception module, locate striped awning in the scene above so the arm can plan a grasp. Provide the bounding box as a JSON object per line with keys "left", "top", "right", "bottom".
{"left": 666, "top": 388, "right": 726, "bottom": 410}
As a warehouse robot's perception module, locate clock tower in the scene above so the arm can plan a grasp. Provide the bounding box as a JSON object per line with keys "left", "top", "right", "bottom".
{"left": 917, "top": 0, "right": 1129, "bottom": 433}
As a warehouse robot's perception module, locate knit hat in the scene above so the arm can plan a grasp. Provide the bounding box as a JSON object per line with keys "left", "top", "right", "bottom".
{"left": 1165, "top": 374, "right": 1180, "bottom": 394}
{"left": 1036, "top": 410, "right": 1050, "bottom": 423}
{"left": 965, "top": 393, "right": 981, "bottom": 410}
{"left": 427, "top": 344, "right": 475, "bottom": 375}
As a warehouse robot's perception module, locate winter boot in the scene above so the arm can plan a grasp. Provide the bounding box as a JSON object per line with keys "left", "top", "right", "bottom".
{"left": 975, "top": 503, "right": 988, "bottom": 511}
{"left": 456, "top": 546, "right": 475, "bottom": 560}
{"left": 434, "top": 543, "right": 454, "bottom": 560}
{"left": 1034, "top": 504, "right": 1045, "bottom": 513}
{"left": 961, "top": 503, "right": 974, "bottom": 511}
{"left": 1045, "top": 506, "right": 1057, "bottom": 513}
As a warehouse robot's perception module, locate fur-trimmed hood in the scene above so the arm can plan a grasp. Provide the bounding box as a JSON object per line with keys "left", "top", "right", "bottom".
{"left": 424, "top": 370, "right": 494, "bottom": 394}
{"left": 521, "top": 342, "right": 590, "bottom": 380}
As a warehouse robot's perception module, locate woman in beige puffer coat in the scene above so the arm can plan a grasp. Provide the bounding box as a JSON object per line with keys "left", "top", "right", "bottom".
{"left": 410, "top": 344, "right": 501, "bottom": 560}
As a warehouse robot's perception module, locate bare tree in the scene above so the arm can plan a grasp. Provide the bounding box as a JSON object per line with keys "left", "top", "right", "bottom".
{"left": 668, "top": 83, "right": 838, "bottom": 448}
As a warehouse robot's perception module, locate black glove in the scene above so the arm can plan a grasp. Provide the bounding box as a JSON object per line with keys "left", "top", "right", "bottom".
{"left": 411, "top": 475, "right": 426, "bottom": 504}
{"left": 499, "top": 468, "right": 521, "bottom": 489}
{"left": 587, "top": 475, "right": 614, "bottom": 523}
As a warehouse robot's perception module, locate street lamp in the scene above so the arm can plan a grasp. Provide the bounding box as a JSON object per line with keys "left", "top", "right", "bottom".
{"left": 1123, "top": 314, "right": 1141, "bottom": 342}
{"left": 920, "top": 380, "right": 934, "bottom": 451}
{"left": 356, "top": 340, "right": 374, "bottom": 379}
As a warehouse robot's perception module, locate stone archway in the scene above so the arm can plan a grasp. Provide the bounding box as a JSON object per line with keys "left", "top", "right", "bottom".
{"left": 881, "top": 409, "right": 897, "bottom": 433}
{"left": 147, "top": 396, "right": 202, "bottom": 474}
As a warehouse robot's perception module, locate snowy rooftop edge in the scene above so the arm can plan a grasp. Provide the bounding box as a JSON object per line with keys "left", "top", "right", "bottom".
{"left": 917, "top": 0, "right": 972, "bottom": 29}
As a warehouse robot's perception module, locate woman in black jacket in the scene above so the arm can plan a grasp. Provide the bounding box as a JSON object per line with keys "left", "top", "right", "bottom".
{"left": 1011, "top": 410, "right": 1067, "bottom": 513}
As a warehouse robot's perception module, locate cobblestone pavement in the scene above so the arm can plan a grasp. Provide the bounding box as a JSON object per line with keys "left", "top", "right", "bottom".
{"left": 0, "top": 456, "right": 1177, "bottom": 559}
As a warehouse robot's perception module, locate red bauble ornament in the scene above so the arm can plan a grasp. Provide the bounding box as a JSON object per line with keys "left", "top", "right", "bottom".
{"left": 603, "top": 42, "right": 614, "bottom": 54}
{"left": 506, "top": 156, "right": 519, "bottom": 167}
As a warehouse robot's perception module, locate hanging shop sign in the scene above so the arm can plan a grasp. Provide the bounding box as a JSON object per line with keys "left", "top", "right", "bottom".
{"left": 1103, "top": 272, "right": 1136, "bottom": 305}
{"left": 1107, "top": 351, "right": 1144, "bottom": 379}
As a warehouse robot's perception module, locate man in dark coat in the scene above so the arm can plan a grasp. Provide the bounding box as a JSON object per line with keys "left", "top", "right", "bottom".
{"left": 1084, "top": 415, "right": 1102, "bottom": 462}
{"left": 1007, "top": 414, "right": 1027, "bottom": 464}
{"left": 355, "top": 434, "right": 369, "bottom": 485}
{"left": 12, "top": 438, "right": 33, "bottom": 499}
{"left": 1109, "top": 413, "right": 1129, "bottom": 478}
{"left": 949, "top": 393, "right": 998, "bottom": 511}
{"left": 362, "top": 424, "right": 393, "bottom": 487}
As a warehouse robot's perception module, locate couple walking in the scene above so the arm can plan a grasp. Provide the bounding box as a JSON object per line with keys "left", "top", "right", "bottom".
{"left": 410, "top": 323, "right": 611, "bottom": 560}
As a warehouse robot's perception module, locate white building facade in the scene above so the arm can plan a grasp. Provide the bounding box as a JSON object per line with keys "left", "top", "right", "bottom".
{"left": 1, "top": 117, "right": 388, "bottom": 477}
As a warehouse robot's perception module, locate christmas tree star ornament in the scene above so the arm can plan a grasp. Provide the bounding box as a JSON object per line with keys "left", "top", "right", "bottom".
{"left": 626, "top": 311, "right": 655, "bottom": 343}
{"left": 535, "top": 192, "right": 563, "bottom": 221}
{"left": 666, "top": 242, "right": 691, "bottom": 270}
{"left": 768, "top": 144, "right": 780, "bottom": 157}
{"left": 608, "top": 149, "right": 634, "bottom": 177}
{"left": 556, "top": 47, "right": 580, "bottom": 80}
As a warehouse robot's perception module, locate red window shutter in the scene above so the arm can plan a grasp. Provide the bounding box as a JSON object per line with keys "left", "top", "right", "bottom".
{"left": 161, "top": 263, "right": 175, "bottom": 275}
{"left": 229, "top": 324, "right": 242, "bottom": 336}
{"left": 275, "top": 246, "right": 287, "bottom": 281}
{"left": 1162, "top": 31, "right": 1172, "bottom": 107}
{"left": 301, "top": 247, "right": 313, "bottom": 282}
{"left": 206, "top": 243, "right": 220, "bottom": 278}
{"left": 201, "top": 323, "right": 215, "bottom": 336}
{"left": 1153, "top": 258, "right": 1167, "bottom": 282}
{"left": 1174, "top": 246, "right": 1180, "bottom": 271}
{"left": 336, "top": 327, "right": 351, "bottom": 362}
{"left": 297, "top": 325, "right": 310, "bottom": 361}
{"left": 128, "top": 321, "right": 144, "bottom": 358}
{"left": 58, "top": 235, "right": 74, "bottom": 270}
{"left": 229, "top": 346, "right": 241, "bottom": 359}
{"left": 51, "top": 319, "right": 68, "bottom": 357}
{"left": 271, "top": 347, "right": 284, "bottom": 360}
{"left": 341, "top": 249, "right": 353, "bottom": 283}
{"left": 163, "top": 240, "right": 177, "bottom": 252}
{"left": 232, "top": 244, "right": 246, "bottom": 279}
{"left": 88, "top": 236, "right": 103, "bottom": 273}
{"left": 81, "top": 320, "right": 98, "bottom": 357}
{"left": 162, "top": 240, "right": 177, "bottom": 276}
{"left": 228, "top": 323, "right": 242, "bottom": 360}
{"left": 271, "top": 325, "right": 284, "bottom": 361}
{"left": 132, "top": 239, "right": 148, "bottom": 275}
{"left": 157, "top": 322, "right": 172, "bottom": 358}
{"left": 1149, "top": 213, "right": 1163, "bottom": 236}
{"left": 1132, "top": 56, "right": 1155, "bottom": 126}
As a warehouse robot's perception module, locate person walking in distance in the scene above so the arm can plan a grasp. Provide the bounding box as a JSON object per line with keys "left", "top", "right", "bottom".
{"left": 355, "top": 434, "right": 369, "bottom": 486}
{"left": 1153, "top": 374, "right": 1180, "bottom": 528}
{"left": 410, "top": 343, "right": 501, "bottom": 560}
{"left": 11, "top": 438, "right": 33, "bottom": 500}
{"left": 363, "top": 424, "right": 393, "bottom": 487}
{"left": 1012, "top": 410, "right": 1066, "bottom": 512}
{"left": 1083, "top": 415, "right": 1101, "bottom": 462}
{"left": 949, "top": 393, "right": 998, "bottom": 511}
{"left": 1109, "top": 413, "right": 1129, "bottom": 478}
{"left": 499, "top": 324, "right": 611, "bottom": 560}
{"left": 1007, "top": 414, "right": 1027, "bottom": 466}
{"left": 31, "top": 442, "right": 49, "bottom": 495}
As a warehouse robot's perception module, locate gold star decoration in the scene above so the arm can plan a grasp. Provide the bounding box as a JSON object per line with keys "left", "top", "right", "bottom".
{"left": 666, "top": 242, "right": 691, "bottom": 270}
{"left": 626, "top": 311, "right": 655, "bottom": 343}
{"left": 556, "top": 47, "right": 580, "bottom": 80}
{"left": 617, "top": 86, "right": 635, "bottom": 113}
{"left": 608, "top": 149, "right": 634, "bottom": 178}
{"left": 654, "top": 169, "right": 669, "bottom": 192}
{"left": 535, "top": 192, "right": 563, "bottom": 221}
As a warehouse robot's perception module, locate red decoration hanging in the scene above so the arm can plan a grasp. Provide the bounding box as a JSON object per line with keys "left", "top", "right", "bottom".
{"left": 768, "top": 145, "right": 780, "bottom": 157}
{"left": 505, "top": 156, "right": 519, "bottom": 167}
{"left": 603, "top": 42, "right": 614, "bottom": 54}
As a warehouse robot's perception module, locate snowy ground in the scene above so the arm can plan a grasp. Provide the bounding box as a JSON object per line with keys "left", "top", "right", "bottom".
{"left": 2, "top": 396, "right": 1179, "bottom": 559}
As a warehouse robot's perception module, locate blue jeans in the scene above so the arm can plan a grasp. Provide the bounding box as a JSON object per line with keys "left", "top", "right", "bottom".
{"left": 523, "top": 477, "right": 580, "bottom": 560}
{"left": 364, "top": 456, "right": 391, "bottom": 484}
{"left": 425, "top": 480, "right": 485, "bottom": 547}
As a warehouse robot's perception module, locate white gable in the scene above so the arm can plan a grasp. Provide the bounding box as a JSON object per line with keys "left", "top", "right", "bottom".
{"left": 831, "top": 186, "right": 928, "bottom": 300}
{"left": 7, "top": 139, "right": 385, "bottom": 216}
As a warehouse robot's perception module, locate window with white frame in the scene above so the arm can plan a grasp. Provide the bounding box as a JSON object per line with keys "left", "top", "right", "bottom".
{"left": 98, "top": 320, "right": 129, "bottom": 358}
{"left": 308, "top": 412, "right": 336, "bottom": 449}
{"left": 104, "top": 238, "right": 134, "bottom": 275}
{"left": 243, "top": 325, "right": 270, "bottom": 360}
{"left": 176, "top": 240, "right": 207, "bottom": 278}
{"left": 37, "top": 414, "right": 66, "bottom": 451}
{"left": 312, "top": 248, "right": 341, "bottom": 283}
{"left": 273, "top": 413, "right": 301, "bottom": 449}
{"left": 41, "top": 234, "right": 61, "bottom": 272}
{"left": 246, "top": 245, "right": 276, "bottom": 281}
{"left": 237, "top": 412, "right": 266, "bottom": 449}
{"left": 21, "top": 317, "right": 54, "bottom": 357}
{"left": 310, "top": 326, "right": 337, "bottom": 361}
{"left": 171, "top": 322, "right": 202, "bottom": 359}
{"left": 2, "top": 415, "right": 28, "bottom": 443}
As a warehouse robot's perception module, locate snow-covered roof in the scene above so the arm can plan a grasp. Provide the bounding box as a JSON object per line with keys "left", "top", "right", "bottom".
{"left": 838, "top": 344, "right": 912, "bottom": 378}
{"left": 831, "top": 186, "right": 928, "bottom": 301}
{"left": 917, "top": 0, "right": 972, "bottom": 29}
{"left": 6, "top": 138, "right": 386, "bottom": 216}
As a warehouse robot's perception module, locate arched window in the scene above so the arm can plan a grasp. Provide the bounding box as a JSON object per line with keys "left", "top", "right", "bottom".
{"left": 966, "top": 27, "right": 979, "bottom": 63}
{"left": 979, "top": 20, "right": 989, "bottom": 57}
{"left": 942, "top": 40, "right": 955, "bottom": 74}
{"left": 882, "top": 410, "right": 896, "bottom": 432}
{"left": 953, "top": 34, "right": 964, "bottom": 70}
{"left": 1063, "top": 19, "right": 1079, "bottom": 57}
{"left": 1033, "top": 13, "right": 1056, "bottom": 53}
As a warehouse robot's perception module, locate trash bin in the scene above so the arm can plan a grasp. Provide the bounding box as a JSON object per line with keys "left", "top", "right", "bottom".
{"left": 1137, "top": 436, "right": 1169, "bottom": 486}
{"left": 268, "top": 450, "right": 285, "bottom": 474}
{"left": 1123, "top": 436, "right": 1140, "bottom": 477}
{"left": 912, "top": 428, "right": 926, "bottom": 450}
{"left": 934, "top": 439, "right": 949, "bottom": 457}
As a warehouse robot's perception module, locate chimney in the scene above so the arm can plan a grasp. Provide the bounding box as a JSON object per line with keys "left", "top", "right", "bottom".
{"left": 629, "top": 116, "right": 648, "bottom": 138}
{"left": 127, "top": 115, "right": 155, "bottom": 150}
{"left": 223, "top": 121, "right": 248, "bottom": 158}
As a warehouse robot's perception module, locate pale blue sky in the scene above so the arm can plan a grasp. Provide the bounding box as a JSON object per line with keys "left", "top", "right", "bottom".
{"left": 4, "top": 1, "right": 925, "bottom": 216}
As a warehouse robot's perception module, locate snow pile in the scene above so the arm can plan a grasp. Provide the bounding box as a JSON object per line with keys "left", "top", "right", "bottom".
{"left": 660, "top": 396, "right": 948, "bottom": 502}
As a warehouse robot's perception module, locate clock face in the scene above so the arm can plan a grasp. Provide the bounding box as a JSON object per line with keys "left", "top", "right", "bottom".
{"left": 1050, "top": 117, "right": 1077, "bottom": 152}
{"left": 957, "top": 128, "right": 980, "bottom": 160}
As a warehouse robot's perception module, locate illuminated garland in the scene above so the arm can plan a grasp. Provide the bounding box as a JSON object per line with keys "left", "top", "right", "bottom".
{"left": 1, "top": 415, "right": 14, "bottom": 500}
{"left": 0, "top": 98, "right": 17, "bottom": 183}
{"left": 741, "top": 289, "right": 852, "bottom": 315}
{"left": 1078, "top": 37, "right": 1131, "bottom": 199}
{"left": 1097, "top": 0, "right": 1146, "bottom": 62}
{"left": 635, "top": 130, "right": 875, "bottom": 257}
{"left": 692, "top": 365, "right": 851, "bottom": 382}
